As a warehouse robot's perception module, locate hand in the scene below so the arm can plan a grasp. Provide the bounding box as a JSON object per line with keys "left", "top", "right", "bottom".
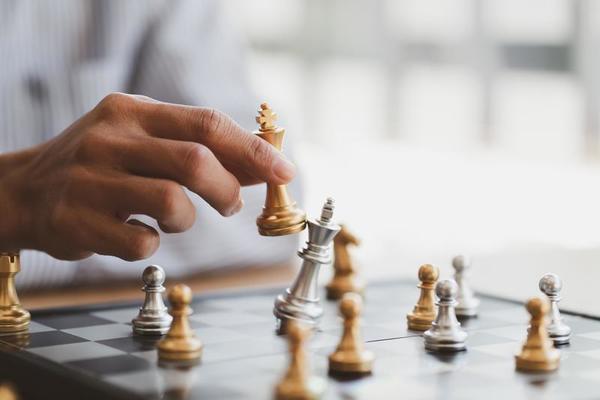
{"left": 0, "top": 93, "right": 296, "bottom": 261}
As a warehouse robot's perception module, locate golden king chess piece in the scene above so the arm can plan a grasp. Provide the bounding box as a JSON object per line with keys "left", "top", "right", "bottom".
{"left": 157, "top": 284, "right": 202, "bottom": 366}
{"left": 326, "top": 225, "right": 365, "bottom": 300}
{"left": 0, "top": 252, "right": 30, "bottom": 333}
{"left": 254, "top": 103, "right": 307, "bottom": 236}
{"left": 406, "top": 264, "right": 439, "bottom": 331}
{"left": 515, "top": 297, "right": 560, "bottom": 372}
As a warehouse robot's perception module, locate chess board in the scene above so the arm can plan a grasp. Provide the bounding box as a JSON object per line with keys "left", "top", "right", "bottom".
{"left": 2, "top": 280, "right": 600, "bottom": 400}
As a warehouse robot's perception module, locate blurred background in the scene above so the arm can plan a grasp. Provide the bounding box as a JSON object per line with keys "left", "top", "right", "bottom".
{"left": 226, "top": 0, "right": 600, "bottom": 311}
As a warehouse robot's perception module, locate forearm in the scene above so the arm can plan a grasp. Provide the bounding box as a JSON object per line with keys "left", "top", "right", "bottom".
{"left": 0, "top": 149, "right": 35, "bottom": 251}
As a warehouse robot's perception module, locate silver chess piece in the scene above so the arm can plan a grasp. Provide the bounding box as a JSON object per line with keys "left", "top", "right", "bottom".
{"left": 132, "top": 265, "right": 173, "bottom": 335}
{"left": 424, "top": 279, "right": 468, "bottom": 352}
{"left": 273, "top": 198, "right": 341, "bottom": 334}
{"left": 452, "top": 255, "right": 480, "bottom": 317}
{"left": 539, "top": 272, "right": 571, "bottom": 345}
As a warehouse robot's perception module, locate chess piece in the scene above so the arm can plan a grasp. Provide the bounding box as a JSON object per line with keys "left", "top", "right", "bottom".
{"left": 0, "top": 383, "right": 18, "bottom": 400}
{"left": 452, "top": 255, "right": 480, "bottom": 317}
{"left": 274, "top": 198, "right": 341, "bottom": 333}
{"left": 157, "top": 284, "right": 202, "bottom": 365}
{"left": 328, "top": 293, "right": 374, "bottom": 376}
{"left": 274, "top": 321, "right": 326, "bottom": 400}
{"left": 325, "top": 225, "right": 365, "bottom": 300}
{"left": 0, "top": 252, "right": 30, "bottom": 333}
{"left": 539, "top": 273, "right": 571, "bottom": 345}
{"left": 406, "top": 264, "right": 439, "bottom": 331}
{"left": 515, "top": 297, "right": 560, "bottom": 372}
{"left": 132, "top": 265, "right": 173, "bottom": 335}
{"left": 254, "top": 103, "right": 306, "bottom": 236}
{"left": 423, "top": 279, "right": 468, "bottom": 352}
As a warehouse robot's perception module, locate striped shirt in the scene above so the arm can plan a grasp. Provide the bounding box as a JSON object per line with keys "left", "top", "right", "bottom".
{"left": 0, "top": 0, "right": 301, "bottom": 289}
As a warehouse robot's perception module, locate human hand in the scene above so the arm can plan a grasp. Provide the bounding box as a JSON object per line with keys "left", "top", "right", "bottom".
{"left": 0, "top": 93, "right": 295, "bottom": 261}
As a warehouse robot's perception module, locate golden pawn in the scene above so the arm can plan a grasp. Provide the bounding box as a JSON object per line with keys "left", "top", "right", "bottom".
{"left": 157, "top": 284, "right": 202, "bottom": 366}
{"left": 515, "top": 297, "right": 560, "bottom": 372}
{"left": 326, "top": 225, "right": 365, "bottom": 300}
{"left": 0, "top": 252, "right": 30, "bottom": 333}
{"left": 406, "top": 264, "right": 439, "bottom": 331}
{"left": 254, "top": 103, "right": 306, "bottom": 236}
{"left": 328, "top": 293, "right": 374, "bottom": 376}
{"left": 275, "top": 321, "right": 325, "bottom": 400}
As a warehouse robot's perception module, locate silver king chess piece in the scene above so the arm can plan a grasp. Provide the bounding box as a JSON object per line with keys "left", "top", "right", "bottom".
{"left": 539, "top": 272, "right": 571, "bottom": 345}
{"left": 132, "top": 265, "right": 173, "bottom": 335}
{"left": 424, "top": 279, "right": 468, "bottom": 352}
{"left": 452, "top": 255, "right": 480, "bottom": 317}
{"left": 273, "top": 198, "right": 341, "bottom": 334}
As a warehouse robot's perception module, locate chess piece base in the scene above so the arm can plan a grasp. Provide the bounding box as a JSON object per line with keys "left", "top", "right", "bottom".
{"left": 158, "top": 337, "right": 203, "bottom": 362}
{"left": 549, "top": 332, "right": 570, "bottom": 345}
{"left": 515, "top": 354, "right": 559, "bottom": 372}
{"left": 132, "top": 317, "right": 172, "bottom": 335}
{"left": 257, "top": 204, "right": 306, "bottom": 237}
{"left": 423, "top": 328, "right": 468, "bottom": 352}
{"left": 328, "top": 351, "right": 374, "bottom": 374}
{"left": 406, "top": 312, "right": 435, "bottom": 331}
{"left": 274, "top": 293, "right": 322, "bottom": 334}
{"left": 424, "top": 339, "right": 467, "bottom": 352}
{"left": 325, "top": 278, "right": 365, "bottom": 301}
{"left": 274, "top": 376, "right": 326, "bottom": 400}
{"left": 0, "top": 307, "right": 30, "bottom": 333}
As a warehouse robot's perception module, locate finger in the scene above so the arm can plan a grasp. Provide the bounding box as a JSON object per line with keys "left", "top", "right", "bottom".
{"left": 108, "top": 175, "right": 197, "bottom": 233}
{"left": 118, "top": 136, "right": 243, "bottom": 216}
{"left": 69, "top": 210, "right": 160, "bottom": 261}
{"left": 112, "top": 96, "right": 297, "bottom": 185}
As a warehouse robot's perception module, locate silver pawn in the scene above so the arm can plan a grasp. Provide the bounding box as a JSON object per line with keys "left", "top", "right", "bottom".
{"left": 132, "top": 265, "right": 173, "bottom": 335}
{"left": 539, "top": 273, "right": 571, "bottom": 345}
{"left": 452, "top": 255, "right": 480, "bottom": 317}
{"left": 273, "top": 198, "right": 341, "bottom": 333}
{"left": 424, "top": 279, "right": 468, "bottom": 352}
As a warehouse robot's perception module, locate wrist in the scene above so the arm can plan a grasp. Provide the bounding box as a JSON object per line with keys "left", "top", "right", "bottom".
{"left": 0, "top": 150, "right": 35, "bottom": 251}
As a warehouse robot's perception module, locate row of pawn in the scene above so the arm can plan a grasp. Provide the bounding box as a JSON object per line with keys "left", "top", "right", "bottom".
{"left": 406, "top": 256, "right": 571, "bottom": 372}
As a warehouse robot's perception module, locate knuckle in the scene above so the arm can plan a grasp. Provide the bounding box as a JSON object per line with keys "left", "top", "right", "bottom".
{"left": 182, "top": 144, "right": 210, "bottom": 177}
{"left": 199, "top": 108, "right": 226, "bottom": 136}
{"left": 247, "top": 137, "right": 274, "bottom": 168}
{"left": 226, "top": 183, "right": 241, "bottom": 210}
{"left": 95, "top": 92, "right": 134, "bottom": 120}
{"left": 157, "top": 181, "right": 182, "bottom": 219}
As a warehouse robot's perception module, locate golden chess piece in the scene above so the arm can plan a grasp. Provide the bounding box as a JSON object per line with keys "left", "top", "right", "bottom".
{"left": 406, "top": 264, "right": 439, "bottom": 331}
{"left": 328, "top": 293, "right": 374, "bottom": 376}
{"left": 515, "top": 297, "right": 560, "bottom": 372}
{"left": 326, "top": 225, "right": 364, "bottom": 300}
{"left": 157, "top": 284, "right": 202, "bottom": 366}
{"left": 254, "top": 103, "right": 306, "bottom": 236}
{"left": 0, "top": 383, "right": 18, "bottom": 400}
{"left": 0, "top": 252, "right": 30, "bottom": 333}
{"left": 274, "top": 320, "right": 326, "bottom": 400}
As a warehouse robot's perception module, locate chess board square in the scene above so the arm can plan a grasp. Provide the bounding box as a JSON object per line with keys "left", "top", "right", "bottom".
{"left": 63, "top": 323, "right": 132, "bottom": 341}
{"left": 202, "top": 338, "right": 287, "bottom": 363}
{"left": 194, "top": 327, "right": 248, "bottom": 345}
{"left": 466, "top": 341, "right": 520, "bottom": 360}
{"left": 66, "top": 354, "right": 152, "bottom": 375}
{"left": 467, "top": 332, "right": 516, "bottom": 347}
{"left": 0, "top": 321, "right": 55, "bottom": 337}
{"left": 563, "top": 316, "right": 600, "bottom": 334}
{"left": 98, "top": 335, "right": 161, "bottom": 353}
{"left": 189, "top": 311, "right": 272, "bottom": 326}
{"left": 20, "top": 331, "right": 89, "bottom": 348}
{"left": 35, "top": 313, "right": 114, "bottom": 329}
{"left": 29, "top": 341, "right": 124, "bottom": 363}
{"left": 477, "top": 325, "right": 526, "bottom": 341}
{"left": 202, "top": 295, "right": 275, "bottom": 311}
{"left": 564, "top": 335, "right": 600, "bottom": 352}
{"left": 103, "top": 370, "right": 164, "bottom": 396}
{"left": 91, "top": 308, "right": 140, "bottom": 324}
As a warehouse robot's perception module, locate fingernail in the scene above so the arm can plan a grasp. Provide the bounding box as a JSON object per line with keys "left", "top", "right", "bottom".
{"left": 227, "top": 198, "right": 244, "bottom": 216}
{"left": 272, "top": 155, "right": 296, "bottom": 182}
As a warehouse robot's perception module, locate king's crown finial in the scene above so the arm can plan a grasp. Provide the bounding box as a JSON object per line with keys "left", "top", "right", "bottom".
{"left": 256, "top": 102, "right": 278, "bottom": 131}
